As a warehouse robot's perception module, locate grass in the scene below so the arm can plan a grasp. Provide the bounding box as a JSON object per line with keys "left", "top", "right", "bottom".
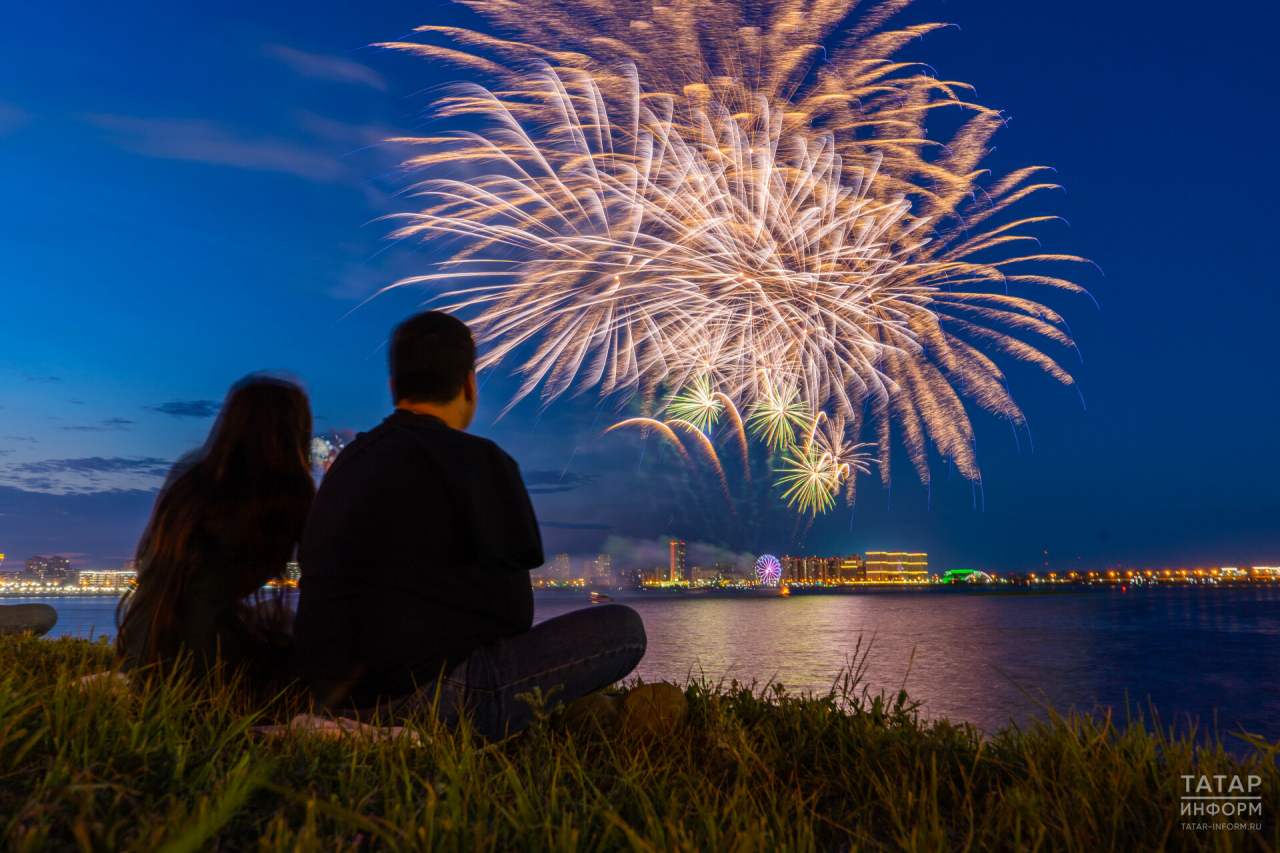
{"left": 1, "top": 634, "right": 1277, "bottom": 852}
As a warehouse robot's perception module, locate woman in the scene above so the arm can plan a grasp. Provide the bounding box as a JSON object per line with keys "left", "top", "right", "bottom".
{"left": 117, "top": 375, "right": 315, "bottom": 694}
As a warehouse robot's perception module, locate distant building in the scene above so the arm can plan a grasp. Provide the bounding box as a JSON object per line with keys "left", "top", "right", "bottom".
{"left": 690, "top": 564, "right": 721, "bottom": 583}
{"left": 806, "top": 557, "right": 838, "bottom": 583}
{"left": 839, "top": 554, "right": 865, "bottom": 582}
{"left": 643, "top": 566, "right": 667, "bottom": 585}
{"left": 864, "top": 552, "right": 927, "bottom": 583}
{"left": 615, "top": 568, "right": 645, "bottom": 588}
{"left": 784, "top": 556, "right": 835, "bottom": 583}
{"left": 551, "top": 553, "right": 571, "bottom": 580}
{"left": 24, "top": 555, "right": 72, "bottom": 582}
{"left": 24, "top": 556, "right": 51, "bottom": 580}
{"left": 669, "top": 540, "right": 686, "bottom": 582}
{"left": 712, "top": 560, "right": 739, "bottom": 581}
{"left": 595, "top": 553, "right": 611, "bottom": 580}
{"left": 80, "top": 570, "right": 137, "bottom": 588}
{"left": 774, "top": 554, "right": 865, "bottom": 583}
{"left": 284, "top": 562, "right": 301, "bottom": 583}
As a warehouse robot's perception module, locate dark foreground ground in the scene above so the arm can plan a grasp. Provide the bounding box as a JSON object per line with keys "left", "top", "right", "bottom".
{"left": 1, "top": 634, "right": 1276, "bottom": 852}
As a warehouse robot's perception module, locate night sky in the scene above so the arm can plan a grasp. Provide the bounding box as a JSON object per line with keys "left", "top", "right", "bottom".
{"left": 3, "top": 0, "right": 1277, "bottom": 575}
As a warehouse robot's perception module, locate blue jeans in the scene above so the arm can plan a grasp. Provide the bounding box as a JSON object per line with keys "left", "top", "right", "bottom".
{"left": 351, "top": 604, "right": 646, "bottom": 739}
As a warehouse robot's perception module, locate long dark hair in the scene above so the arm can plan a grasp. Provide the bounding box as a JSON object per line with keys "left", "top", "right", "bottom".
{"left": 117, "top": 375, "right": 315, "bottom": 666}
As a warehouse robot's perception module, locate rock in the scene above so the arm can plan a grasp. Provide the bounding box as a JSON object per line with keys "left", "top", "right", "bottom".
{"left": 0, "top": 603, "right": 59, "bottom": 638}
{"left": 560, "top": 692, "right": 622, "bottom": 735}
{"left": 620, "top": 682, "right": 688, "bottom": 733}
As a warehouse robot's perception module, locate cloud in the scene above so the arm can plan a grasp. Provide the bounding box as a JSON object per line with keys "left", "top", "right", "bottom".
{"left": 66, "top": 399, "right": 87, "bottom": 405}
{"left": 23, "top": 375, "right": 61, "bottom": 383}
{"left": 522, "top": 469, "right": 599, "bottom": 494}
{"left": 540, "top": 521, "right": 613, "bottom": 530}
{"left": 5, "top": 436, "right": 38, "bottom": 442}
{"left": 0, "top": 100, "right": 31, "bottom": 137}
{"left": 4, "top": 456, "right": 172, "bottom": 495}
{"left": 263, "top": 44, "right": 387, "bottom": 90}
{"left": 63, "top": 418, "right": 135, "bottom": 432}
{"left": 599, "top": 535, "right": 757, "bottom": 572}
{"left": 145, "top": 400, "right": 219, "bottom": 418}
{"left": 12, "top": 457, "right": 172, "bottom": 478}
{"left": 87, "top": 115, "right": 348, "bottom": 182}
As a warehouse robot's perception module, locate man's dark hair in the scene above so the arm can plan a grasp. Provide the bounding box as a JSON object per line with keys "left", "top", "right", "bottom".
{"left": 390, "top": 311, "right": 477, "bottom": 404}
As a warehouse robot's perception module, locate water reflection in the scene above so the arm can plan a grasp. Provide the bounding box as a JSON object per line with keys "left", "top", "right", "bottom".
{"left": 538, "top": 587, "right": 1280, "bottom": 738}
{"left": 16, "top": 586, "right": 1278, "bottom": 739}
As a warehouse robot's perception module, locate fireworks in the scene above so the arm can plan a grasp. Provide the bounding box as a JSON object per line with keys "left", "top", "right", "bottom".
{"left": 755, "top": 554, "right": 782, "bottom": 586}
{"left": 310, "top": 435, "right": 341, "bottom": 480}
{"left": 379, "top": 0, "right": 1093, "bottom": 514}
{"left": 667, "top": 375, "right": 723, "bottom": 432}
{"left": 310, "top": 431, "right": 351, "bottom": 482}
{"left": 775, "top": 413, "right": 874, "bottom": 514}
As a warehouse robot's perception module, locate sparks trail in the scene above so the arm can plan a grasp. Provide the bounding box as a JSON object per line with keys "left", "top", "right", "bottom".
{"left": 375, "top": 0, "right": 1095, "bottom": 515}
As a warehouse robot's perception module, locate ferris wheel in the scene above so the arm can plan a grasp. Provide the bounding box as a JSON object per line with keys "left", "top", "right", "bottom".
{"left": 755, "top": 555, "right": 782, "bottom": 586}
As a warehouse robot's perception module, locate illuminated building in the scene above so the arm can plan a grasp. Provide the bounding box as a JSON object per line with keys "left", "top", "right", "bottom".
{"left": 669, "top": 540, "right": 686, "bottom": 582}
{"left": 595, "top": 553, "right": 611, "bottom": 580}
{"left": 943, "top": 569, "right": 992, "bottom": 584}
{"left": 551, "top": 553, "right": 571, "bottom": 580}
{"left": 285, "top": 562, "right": 301, "bottom": 583}
{"left": 839, "top": 555, "right": 865, "bottom": 582}
{"left": 79, "top": 570, "right": 137, "bottom": 588}
{"left": 690, "top": 564, "right": 720, "bottom": 583}
{"left": 787, "top": 556, "right": 838, "bottom": 583}
{"left": 23, "top": 555, "right": 72, "bottom": 583}
{"left": 864, "top": 552, "right": 928, "bottom": 583}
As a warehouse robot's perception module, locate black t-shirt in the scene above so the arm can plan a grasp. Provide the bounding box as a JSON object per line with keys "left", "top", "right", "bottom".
{"left": 293, "top": 410, "right": 543, "bottom": 709}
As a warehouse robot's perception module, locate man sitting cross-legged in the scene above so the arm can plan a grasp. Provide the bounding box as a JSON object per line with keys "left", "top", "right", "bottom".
{"left": 293, "top": 311, "right": 648, "bottom": 738}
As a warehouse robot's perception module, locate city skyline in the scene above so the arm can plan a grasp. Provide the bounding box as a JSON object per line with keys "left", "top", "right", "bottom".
{"left": 2, "top": 0, "right": 1279, "bottom": 572}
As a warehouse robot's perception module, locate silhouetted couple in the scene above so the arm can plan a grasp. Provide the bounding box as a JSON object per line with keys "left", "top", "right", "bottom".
{"left": 117, "top": 311, "right": 647, "bottom": 738}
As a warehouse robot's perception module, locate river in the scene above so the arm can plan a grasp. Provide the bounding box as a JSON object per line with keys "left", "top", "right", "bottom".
{"left": 9, "top": 585, "right": 1278, "bottom": 740}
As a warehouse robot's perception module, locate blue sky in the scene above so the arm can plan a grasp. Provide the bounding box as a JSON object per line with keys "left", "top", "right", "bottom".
{"left": 2, "top": 0, "right": 1278, "bottom": 573}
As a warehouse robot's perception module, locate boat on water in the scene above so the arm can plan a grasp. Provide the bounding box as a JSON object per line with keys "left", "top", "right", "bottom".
{"left": 589, "top": 591, "right": 614, "bottom": 603}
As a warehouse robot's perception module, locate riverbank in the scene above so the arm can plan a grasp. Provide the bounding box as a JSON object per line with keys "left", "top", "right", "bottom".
{"left": 1, "top": 634, "right": 1276, "bottom": 851}
{"left": 14, "top": 587, "right": 1280, "bottom": 742}
{"left": 0, "top": 589, "right": 126, "bottom": 597}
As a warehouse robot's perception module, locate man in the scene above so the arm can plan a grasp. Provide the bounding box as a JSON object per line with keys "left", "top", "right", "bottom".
{"left": 293, "top": 311, "right": 647, "bottom": 737}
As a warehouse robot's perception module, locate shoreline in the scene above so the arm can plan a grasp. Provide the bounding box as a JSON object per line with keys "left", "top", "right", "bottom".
{"left": 5, "top": 580, "right": 1278, "bottom": 600}
{"left": 0, "top": 590, "right": 128, "bottom": 598}
{"left": 532, "top": 581, "right": 1280, "bottom": 598}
